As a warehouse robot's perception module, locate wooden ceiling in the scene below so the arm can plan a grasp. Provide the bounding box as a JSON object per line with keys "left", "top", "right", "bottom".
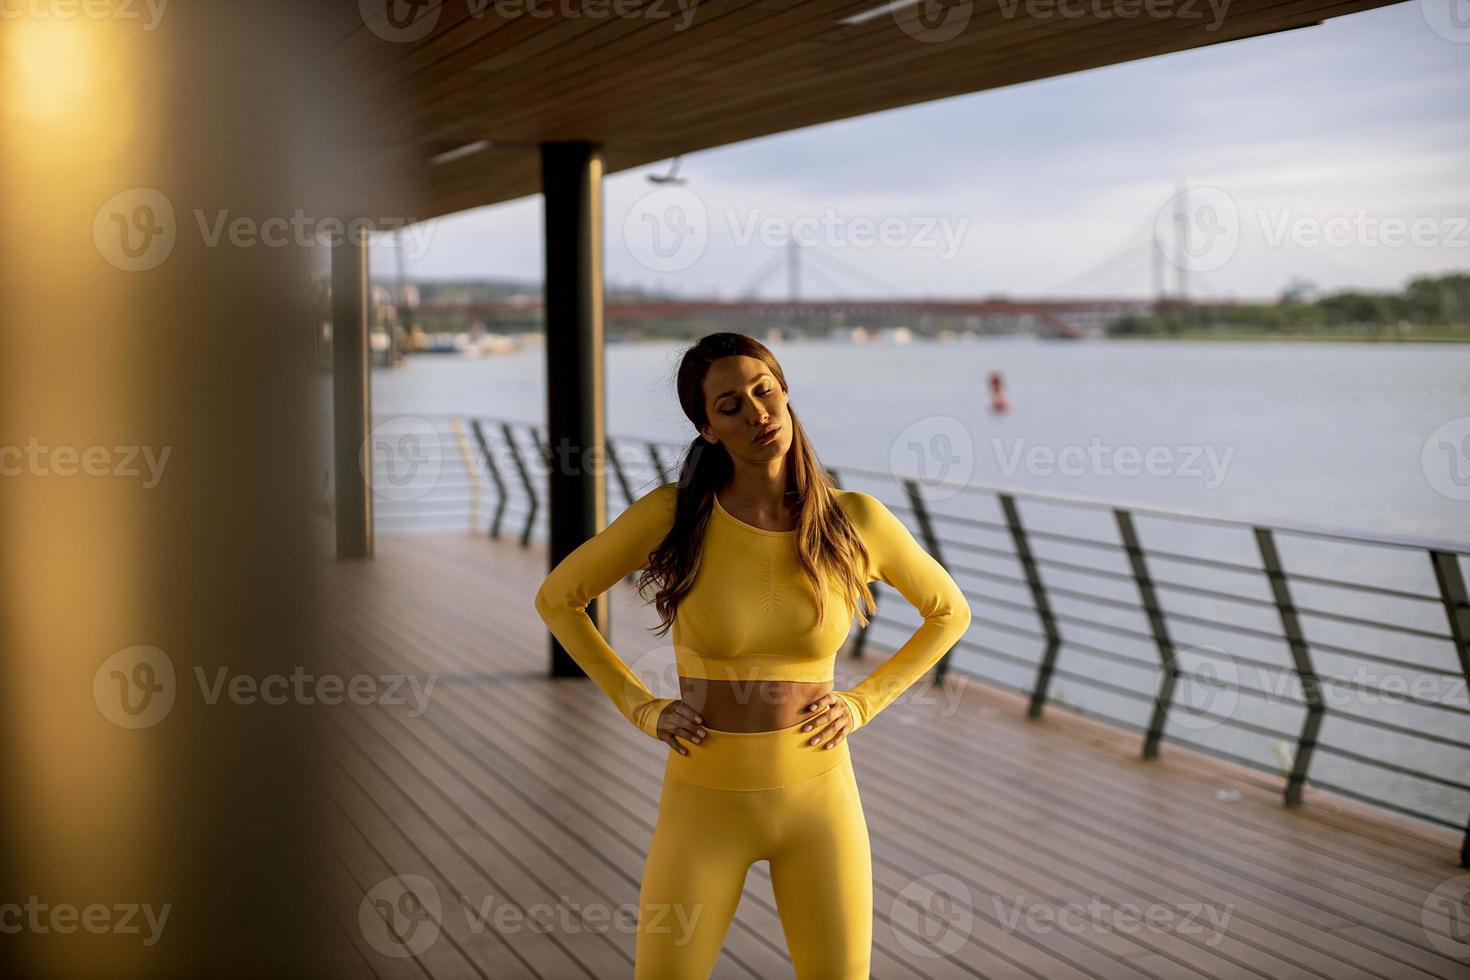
{"left": 323, "top": 0, "right": 1400, "bottom": 220}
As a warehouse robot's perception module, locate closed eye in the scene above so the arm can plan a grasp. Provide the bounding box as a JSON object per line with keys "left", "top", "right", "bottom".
{"left": 721, "top": 387, "right": 773, "bottom": 415}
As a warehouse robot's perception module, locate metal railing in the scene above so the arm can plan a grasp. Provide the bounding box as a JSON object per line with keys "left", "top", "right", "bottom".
{"left": 363, "top": 413, "right": 1470, "bottom": 866}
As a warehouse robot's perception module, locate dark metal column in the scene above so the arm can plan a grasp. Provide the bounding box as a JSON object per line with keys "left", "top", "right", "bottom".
{"left": 332, "top": 223, "right": 374, "bottom": 559}
{"left": 541, "top": 141, "right": 606, "bottom": 677}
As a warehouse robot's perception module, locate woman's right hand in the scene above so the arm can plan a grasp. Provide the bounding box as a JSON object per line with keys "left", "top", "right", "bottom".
{"left": 656, "top": 700, "right": 706, "bottom": 755}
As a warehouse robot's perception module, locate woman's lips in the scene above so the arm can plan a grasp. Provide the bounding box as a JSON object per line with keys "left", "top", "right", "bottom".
{"left": 754, "top": 425, "right": 780, "bottom": 445}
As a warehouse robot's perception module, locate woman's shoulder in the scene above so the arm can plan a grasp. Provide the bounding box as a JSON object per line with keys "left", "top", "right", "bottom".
{"left": 833, "top": 487, "right": 882, "bottom": 523}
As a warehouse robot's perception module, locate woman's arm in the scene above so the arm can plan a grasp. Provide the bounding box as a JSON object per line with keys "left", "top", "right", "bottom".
{"left": 833, "top": 491, "right": 972, "bottom": 731}
{"left": 533, "top": 482, "right": 679, "bottom": 738}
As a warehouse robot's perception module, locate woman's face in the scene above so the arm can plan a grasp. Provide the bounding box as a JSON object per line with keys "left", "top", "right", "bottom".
{"left": 699, "top": 355, "right": 791, "bottom": 464}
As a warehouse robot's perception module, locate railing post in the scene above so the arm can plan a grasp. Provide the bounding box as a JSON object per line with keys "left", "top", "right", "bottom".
{"left": 1429, "top": 550, "right": 1470, "bottom": 867}
{"left": 1116, "top": 509, "right": 1176, "bottom": 759}
{"left": 903, "top": 481, "right": 958, "bottom": 679}
{"left": 501, "top": 421, "right": 537, "bottom": 548}
{"left": 648, "top": 443, "right": 669, "bottom": 483}
{"left": 1000, "top": 494, "right": 1060, "bottom": 718}
{"left": 607, "top": 436, "right": 635, "bottom": 508}
{"left": 469, "top": 419, "right": 508, "bottom": 539}
{"left": 1255, "top": 527, "right": 1322, "bottom": 807}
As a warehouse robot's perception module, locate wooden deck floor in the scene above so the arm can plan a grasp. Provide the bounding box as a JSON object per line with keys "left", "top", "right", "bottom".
{"left": 322, "top": 532, "right": 1468, "bottom": 980}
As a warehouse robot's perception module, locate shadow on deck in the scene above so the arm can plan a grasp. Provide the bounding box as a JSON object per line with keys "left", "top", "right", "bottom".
{"left": 321, "top": 532, "right": 1467, "bottom": 980}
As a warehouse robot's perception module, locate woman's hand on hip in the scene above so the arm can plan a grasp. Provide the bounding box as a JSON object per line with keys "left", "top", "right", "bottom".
{"left": 802, "top": 693, "right": 851, "bottom": 749}
{"left": 656, "top": 700, "right": 706, "bottom": 755}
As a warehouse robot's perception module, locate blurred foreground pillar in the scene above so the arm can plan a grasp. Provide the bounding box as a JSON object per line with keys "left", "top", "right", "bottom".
{"left": 0, "top": 4, "right": 415, "bottom": 976}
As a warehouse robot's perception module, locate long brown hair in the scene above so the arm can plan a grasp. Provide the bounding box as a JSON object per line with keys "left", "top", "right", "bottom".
{"left": 635, "top": 332, "right": 877, "bottom": 636}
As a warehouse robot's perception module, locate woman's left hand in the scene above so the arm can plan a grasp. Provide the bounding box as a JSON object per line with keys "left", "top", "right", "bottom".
{"left": 801, "top": 693, "right": 851, "bottom": 749}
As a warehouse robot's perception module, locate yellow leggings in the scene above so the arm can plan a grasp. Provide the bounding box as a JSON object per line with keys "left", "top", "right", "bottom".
{"left": 634, "top": 718, "right": 873, "bottom": 979}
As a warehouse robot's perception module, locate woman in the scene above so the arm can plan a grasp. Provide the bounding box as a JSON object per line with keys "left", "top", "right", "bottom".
{"left": 533, "top": 332, "right": 972, "bottom": 979}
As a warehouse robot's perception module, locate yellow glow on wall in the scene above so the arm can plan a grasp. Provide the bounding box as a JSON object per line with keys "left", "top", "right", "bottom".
{"left": 2, "top": 18, "right": 98, "bottom": 123}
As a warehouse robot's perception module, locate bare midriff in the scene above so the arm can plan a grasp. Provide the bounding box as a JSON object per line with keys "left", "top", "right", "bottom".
{"left": 678, "top": 676, "right": 834, "bottom": 732}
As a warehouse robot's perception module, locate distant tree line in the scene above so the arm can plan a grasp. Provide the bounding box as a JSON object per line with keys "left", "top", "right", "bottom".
{"left": 1109, "top": 272, "right": 1470, "bottom": 340}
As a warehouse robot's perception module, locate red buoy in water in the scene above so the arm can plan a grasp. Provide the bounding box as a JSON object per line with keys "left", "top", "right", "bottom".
{"left": 989, "top": 370, "right": 1011, "bottom": 413}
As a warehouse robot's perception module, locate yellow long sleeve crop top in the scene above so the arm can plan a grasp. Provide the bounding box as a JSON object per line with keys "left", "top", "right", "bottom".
{"left": 533, "top": 483, "right": 972, "bottom": 739}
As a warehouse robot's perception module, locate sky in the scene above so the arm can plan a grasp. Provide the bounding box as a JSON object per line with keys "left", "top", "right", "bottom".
{"left": 373, "top": 1, "right": 1470, "bottom": 302}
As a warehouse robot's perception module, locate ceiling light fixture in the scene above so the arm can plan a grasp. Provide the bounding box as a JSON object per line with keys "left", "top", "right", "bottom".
{"left": 837, "top": 0, "right": 922, "bottom": 25}
{"left": 429, "top": 140, "right": 493, "bottom": 166}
